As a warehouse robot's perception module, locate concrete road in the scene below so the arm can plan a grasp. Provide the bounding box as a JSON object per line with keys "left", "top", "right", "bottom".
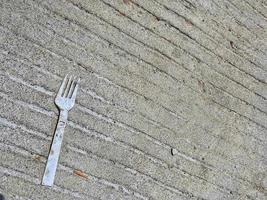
{"left": 0, "top": 0, "right": 266, "bottom": 199}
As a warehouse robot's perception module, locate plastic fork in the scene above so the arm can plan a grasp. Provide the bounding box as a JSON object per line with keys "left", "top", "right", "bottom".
{"left": 42, "top": 74, "right": 80, "bottom": 186}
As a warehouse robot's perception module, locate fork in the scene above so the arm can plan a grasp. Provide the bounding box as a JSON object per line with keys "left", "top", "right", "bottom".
{"left": 42, "top": 74, "right": 80, "bottom": 186}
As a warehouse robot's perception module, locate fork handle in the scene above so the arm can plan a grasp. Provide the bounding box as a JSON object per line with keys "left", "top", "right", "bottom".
{"left": 42, "top": 110, "right": 68, "bottom": 186}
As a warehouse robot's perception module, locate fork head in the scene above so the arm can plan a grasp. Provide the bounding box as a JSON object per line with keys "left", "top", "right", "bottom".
{"left": 55, "top": 74, "right": 80, "bottom": 111}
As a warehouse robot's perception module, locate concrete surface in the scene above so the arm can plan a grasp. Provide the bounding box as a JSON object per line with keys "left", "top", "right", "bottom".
{"left": 0, "top": 0, "right": 266, "bottom": 199}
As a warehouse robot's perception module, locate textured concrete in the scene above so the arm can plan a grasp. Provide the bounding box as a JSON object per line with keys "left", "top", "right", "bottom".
{"left": 0, "top": 0, "right": 266, "bottom": 199}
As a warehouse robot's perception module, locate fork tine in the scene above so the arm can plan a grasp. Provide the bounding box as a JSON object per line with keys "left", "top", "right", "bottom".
{"left": 67, "top": 76, "right": 76, "bottom": 98}
{"left": 63, "top": 75, "right": 73, "bottom": 97}
{"left": 57, "top": 74, "right": 68, "bottom": 98}
{"left": 71, "top": 78, "right": 80, "bottom": 101}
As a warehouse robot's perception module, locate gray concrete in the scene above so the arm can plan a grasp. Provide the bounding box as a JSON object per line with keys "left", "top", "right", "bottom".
{"left": 0, "top": 0, "right": 266, "bottom": 199}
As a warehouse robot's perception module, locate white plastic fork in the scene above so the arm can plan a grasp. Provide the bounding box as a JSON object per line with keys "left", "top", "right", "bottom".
{"left": 42, "top": 74, "right": 80, "bottom": 186}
